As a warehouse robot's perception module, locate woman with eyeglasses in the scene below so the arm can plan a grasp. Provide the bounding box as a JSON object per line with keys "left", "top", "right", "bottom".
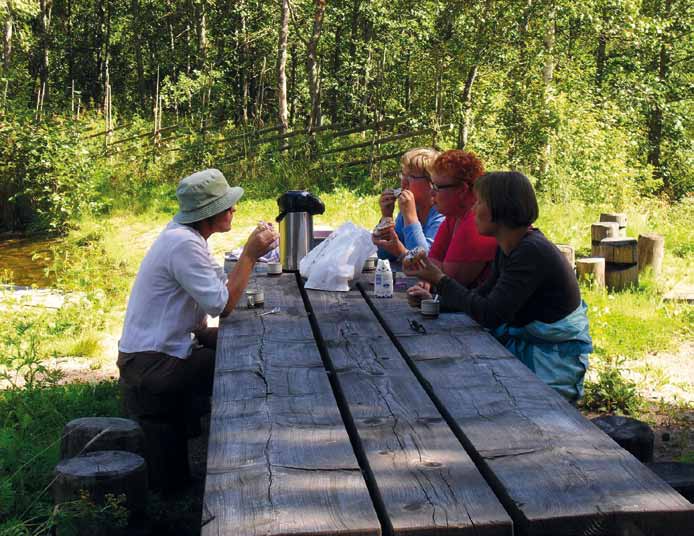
{"left": 405, "top": 171, "right": 592, "bottom": 402}
{"left": 373, "top": 148, "right": 445, "bottom": 263}
{"left": 425, "top": 149, "right": 497, "bottom": 287}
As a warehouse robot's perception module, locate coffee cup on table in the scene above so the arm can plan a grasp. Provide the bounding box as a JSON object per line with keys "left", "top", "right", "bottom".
{"left": 246, "top": 288, "right": 265, "bottom": 308}
{"left": 420, "top": 299, "right": 440, "bottom": 318}
{"left": 267, "top": 262, "right": 282, "bottom": 276}
{"left": 407, "top": 292, "right": 422, "bottom": 309}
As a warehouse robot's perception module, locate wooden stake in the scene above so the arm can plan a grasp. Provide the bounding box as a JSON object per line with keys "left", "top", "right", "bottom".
{"left": 637, "top": 233, "right": 665, "bottom": 276}
{"left": 556, "top": 244, "right": 575, "bottom": 269}
{"left": 576, "top": 257, "right": 605, "bottom": 288}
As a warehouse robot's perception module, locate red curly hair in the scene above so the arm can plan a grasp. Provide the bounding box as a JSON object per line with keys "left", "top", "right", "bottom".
{"left": 431, "top": 150, "right": 485, "bottom": 185}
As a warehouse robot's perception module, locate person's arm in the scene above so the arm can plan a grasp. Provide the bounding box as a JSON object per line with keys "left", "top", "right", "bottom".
{"left": 374, "top": 214, "right": 407, "bottom": 260}
{"left": 437, "top": 247, "right": 544, "bottom": 328}
{"left": 220, "top": 227, "right": 278, "bottom": 316}
{"left": 442, "top": 260, "right": 488, "bottom": 287}
{"left": 406, "top": 244, "right": 544, "bottom": 328}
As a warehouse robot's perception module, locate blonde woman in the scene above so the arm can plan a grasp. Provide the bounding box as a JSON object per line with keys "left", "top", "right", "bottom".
{"left": 373, "top": 148, "right": 444, "bottom": 262}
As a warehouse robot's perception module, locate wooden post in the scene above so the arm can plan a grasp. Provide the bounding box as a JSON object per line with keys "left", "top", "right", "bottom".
{"left": 637, "top": 233, "right": 665, "bottom": 276}
{"left": 591, "top": 222, "right": 619, "bottom": 256}
{"left": 576, "top": 257, "right": 605, "bottom": 288}
{"left": 600, "top": 212, "right": 627, "bottom": 237}
{"left": 54, "top": 451, "right": 148, "bottom": 518}
{"left": 598, "top": 237, "right": 639, "bottom": 291}
{"left": 556, "top": 244, "right": 575, "bottom": 269}
{"left": 60, "top": 417, "right": 145, "bottom": 460}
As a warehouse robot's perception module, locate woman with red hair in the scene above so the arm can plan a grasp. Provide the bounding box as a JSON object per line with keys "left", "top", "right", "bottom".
{"left": 426, "top": 150, "right": 497, "bottom": 287}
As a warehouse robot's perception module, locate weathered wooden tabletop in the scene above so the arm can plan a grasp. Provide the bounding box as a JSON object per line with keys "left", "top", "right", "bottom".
{"left": 202, "top": 272, "right": 694, "bottom": 536}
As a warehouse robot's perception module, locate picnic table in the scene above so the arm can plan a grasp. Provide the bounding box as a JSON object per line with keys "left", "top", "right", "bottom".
{"left": 202, "top": 271, "right": 694, "bottom": 536}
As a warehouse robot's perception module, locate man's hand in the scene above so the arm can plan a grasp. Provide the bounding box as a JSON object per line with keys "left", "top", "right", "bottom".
{"left": 398, "top": 189, "right": 417, "bottom": 225}
{"left": 372, "top": 227, "right": 406, "bottom": 258}
{"left": 403, "top": 255, "right": 445, "bottom": 285}
{"left": 379, "top": 189, "right": 397, "bottom": 218}
{"left": 243, "top": 224, "right": 279, "bottom": 261}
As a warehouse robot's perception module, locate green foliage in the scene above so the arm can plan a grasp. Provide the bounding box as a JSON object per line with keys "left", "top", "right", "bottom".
{"left": 0, "top": 381, "right": 122, "bottom": 532}
{"left": 52, "top": 491, "right": 129, "bottom": 536}
{"left": 0, "top": 116, "right": 106, "bottom": 233}
{"left": 583, "top": 356, "right": 644, "bottom": 415}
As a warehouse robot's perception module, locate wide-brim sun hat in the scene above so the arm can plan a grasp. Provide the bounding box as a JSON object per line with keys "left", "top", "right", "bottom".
{"left": 173, "top": 168, "right": 244, "bottom": 224}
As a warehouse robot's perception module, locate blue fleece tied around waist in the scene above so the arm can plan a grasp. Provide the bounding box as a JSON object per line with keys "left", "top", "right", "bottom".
{"left": 492, "top": 301, "right": 593, "bottom": 402}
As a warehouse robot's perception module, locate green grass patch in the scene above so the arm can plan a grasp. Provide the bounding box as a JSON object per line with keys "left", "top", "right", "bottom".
{"left": 0, "top": 380, "right": 122, "bottom": 532}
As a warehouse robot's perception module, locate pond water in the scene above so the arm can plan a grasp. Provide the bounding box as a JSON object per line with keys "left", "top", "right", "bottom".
{"left": 0, "top": 235, "right": 57, "bottom": 287}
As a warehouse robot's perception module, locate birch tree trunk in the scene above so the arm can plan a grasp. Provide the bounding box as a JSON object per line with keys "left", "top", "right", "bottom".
{"left": 306, "top": 0, "right": 326, "bottom": 131}
{"left": 131, "top": 0, "right": 146, "bottom": 110}
{"left": 3, "top": 4, "right": 13, "bottom": 72}
{"left": 647, "top": 0, "right": 671, "bottom": 195}
{"left": 458, "top": 64, "right": 477, "bottom": 149}
{"left": 38, "top": 0, "right": 53, "bottom": 107}
{"left": 277, "top": 0, "right": 289, "bottom": 149}
{"left": 539, "top": 3, "right": 556, "bottom": 180}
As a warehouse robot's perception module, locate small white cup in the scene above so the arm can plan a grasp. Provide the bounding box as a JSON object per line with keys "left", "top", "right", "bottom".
{"left": 246, "top": 289, "right": 265, "bottom": 308}
{"left": 267, "top": 262, "right": 282, "bottom": 276}
{"left": 420, "top": 299, "right": 440, "bottom": 318}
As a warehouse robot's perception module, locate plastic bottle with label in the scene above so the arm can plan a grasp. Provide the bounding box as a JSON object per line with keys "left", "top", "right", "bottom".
{"left": 374, "top": 259, "right": 393, "bottom": 298}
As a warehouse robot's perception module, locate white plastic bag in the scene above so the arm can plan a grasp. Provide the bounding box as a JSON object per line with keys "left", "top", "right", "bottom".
{"left": 300, "top": 222, "right": 376, "bottom": 291}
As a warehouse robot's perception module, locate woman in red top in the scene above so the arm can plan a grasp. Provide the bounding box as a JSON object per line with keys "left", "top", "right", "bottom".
{"left": 427, "top": 150, "right": 497, "bottom": 287}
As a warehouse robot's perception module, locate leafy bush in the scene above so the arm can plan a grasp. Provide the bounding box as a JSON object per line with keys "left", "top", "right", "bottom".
{"left": 583, "top": 356, "right": 644, "bottom": 415}
{"left": 0, "top": 115, "right": 106, "bottom": 234}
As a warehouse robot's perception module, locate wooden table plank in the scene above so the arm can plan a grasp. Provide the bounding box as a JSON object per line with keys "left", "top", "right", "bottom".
{"left": 203, "top": 274, "right": 381, "bottom": 536}
{"left": 364, "top": 286, "right": 694, "bottom": 536}
{"left": 306, "top": 287, "right": 513, "bottom": 535}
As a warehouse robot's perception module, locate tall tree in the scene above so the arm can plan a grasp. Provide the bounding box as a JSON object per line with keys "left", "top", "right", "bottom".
{"left": 277, "top": 0, "right": 289, "bottom": 146}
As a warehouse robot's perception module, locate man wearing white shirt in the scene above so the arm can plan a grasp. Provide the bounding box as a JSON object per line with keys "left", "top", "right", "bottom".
{"left": 118, "top": 168, "right": 278, "bottom": 398}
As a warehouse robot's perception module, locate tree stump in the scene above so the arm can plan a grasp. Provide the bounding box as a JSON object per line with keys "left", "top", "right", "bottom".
{"left": 576, "top": 257, "right": 605, "bottom": 288}
{"left": 600, "top": 212, "right": 627, "bottom": 237}
{"left": 556, "top": 244, "right": 575, "bottom": 269}
{"left": 591, "top": 415, "right": 654, "bottom": 463}
{"left": 61, "top": 417, "right": 145, "bottom": 460}
{"left": 646, "top": 462, "right": 694, "bottom": 503}
{"left": 53, "top": 450, "right": 148, "bottom": 514}
{"left": 637, "top": 233, "right": 665, "bottom": 276}
{"left": 598, "top": 237, "right": 639, "bottom": 291}
{"left": 591, "top": 222, "right": 620, "bottom": 256}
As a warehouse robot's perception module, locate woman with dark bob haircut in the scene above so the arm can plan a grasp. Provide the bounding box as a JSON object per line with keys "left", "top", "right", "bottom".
{"left": 406, "top": 171, "right": 592, "bottom": 402}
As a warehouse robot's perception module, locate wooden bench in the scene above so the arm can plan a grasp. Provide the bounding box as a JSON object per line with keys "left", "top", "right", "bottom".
{"left": 202, "top": 273, "right": 694, "bottom": 536}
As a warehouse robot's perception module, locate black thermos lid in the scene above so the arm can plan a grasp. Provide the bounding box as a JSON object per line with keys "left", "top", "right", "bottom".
{"left": 276, "top": 191, "right": 325, "bottom": 222}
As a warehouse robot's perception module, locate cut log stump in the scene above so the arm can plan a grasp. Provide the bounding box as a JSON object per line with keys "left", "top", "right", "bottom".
{"left": 592, "top": 415, "right": 654, "bottom": 463}
{"left": 591, "top": 222, "right": 620, "bottom": 256}
{"left": 638, "top": 233, "right": 665, "bottom": 276}
{"left": 598, "top": 237, "right": 639, "bottom": 290}
{"left": 53, "top": 450, "right": 148, "bottom": 515}
{"left": 576, "top": 257, "right": 605, "bottom": 288}
{"left": 647, "top": 462, "right": 694, "bottom": 503}
{"left": 556, "top": 244, "right": 575, "bottom": 269}
{"left": 60, "top": 417, "right": 145, "bottom": 460}
{"left": 600, "top": 212, "right": 627, "bottom": 236}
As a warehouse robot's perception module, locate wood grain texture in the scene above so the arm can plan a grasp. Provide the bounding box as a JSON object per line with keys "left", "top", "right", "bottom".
{"left": 307, "top": 288, "right": 512, "bottom": 535}
{"left": 203, "top": 274, "right": 380, "bottom": 536}
{"left": 366, "top": 292, "right": 694, "bottom": 536}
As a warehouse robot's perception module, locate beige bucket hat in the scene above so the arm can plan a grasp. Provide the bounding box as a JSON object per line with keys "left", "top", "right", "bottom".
{"left": 173, "top": 168, "right": 244, "bottom": 224}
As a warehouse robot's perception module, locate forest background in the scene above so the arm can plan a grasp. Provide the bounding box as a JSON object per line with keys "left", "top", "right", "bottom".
{"left": 0, "top": 0, "right": 693, "bottom": 534}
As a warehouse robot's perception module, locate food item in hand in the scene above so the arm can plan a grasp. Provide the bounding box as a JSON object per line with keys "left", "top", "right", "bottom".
{"left": 392, "top": 188, "right": 402, "bottom": 197}
{"left": 402, "top": 247, "right": 427, "bottom": 270}
{"left": 373, "top": 216, "right": 395, "bottom": 237}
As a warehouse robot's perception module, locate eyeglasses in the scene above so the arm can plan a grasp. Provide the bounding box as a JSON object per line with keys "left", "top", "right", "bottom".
{"left": 399, "top": 172, "right": 430, "bottom": 182}
{"left": 431, "top": 183, "right": 462, "bottom": 193}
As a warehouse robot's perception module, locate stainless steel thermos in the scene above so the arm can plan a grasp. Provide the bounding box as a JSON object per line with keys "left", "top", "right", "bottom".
{"left": 276, "top": 191, "right": 325, "bottom": 272}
